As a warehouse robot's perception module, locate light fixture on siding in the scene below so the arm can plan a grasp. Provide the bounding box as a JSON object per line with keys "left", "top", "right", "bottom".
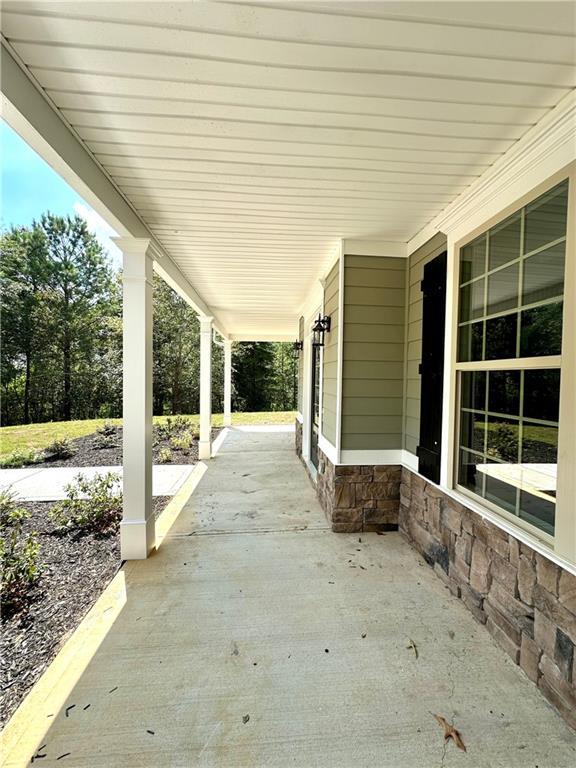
{"left": 292, "top": 340, "right": 303, "bottom": 358}
{"left": 311, "top": 315, "right": 331, "bottom": 347}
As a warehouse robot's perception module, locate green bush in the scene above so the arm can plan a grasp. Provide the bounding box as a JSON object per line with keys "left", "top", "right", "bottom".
{"left": 158, "top": 447, "right": 173, "bottom": 463}
{"left": 0, "top": 491, "right": 41, "bottom": 611}
{"left": 170, "top": 431, "right": 193, "bottom": 454}
{"left": 96, "top": 421, "right": 116, "bottom": 437}
{"left": 93, "top": 433, "right": 116, "bottom": 450}
{"left": 0, "top": 448, "right": 41, "bottom": 468}
{"left": 43, "top": 437, "right": 74, "bottom": 460}
{"left": 50, "top": 472, "right": 122, "bottom": 534}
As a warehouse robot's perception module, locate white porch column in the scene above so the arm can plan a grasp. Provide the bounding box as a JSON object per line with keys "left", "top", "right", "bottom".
{"left": 199, "top": 316, "right": 213, "bottom": 459}
{"left": 223, "top": 339, "right": 232, "bottom": 427}
{"left": 116, "top": 237, "right": 155, "bottom": 560}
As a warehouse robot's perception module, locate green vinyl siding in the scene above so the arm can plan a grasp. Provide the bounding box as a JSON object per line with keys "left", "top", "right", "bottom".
{"left": 403, "top": 232, "right": 447, "bottom": 457}
{"left": 321, "top": 260, "right": 339, "bottom": 446}
{"left": 341, "top": 254, "right": 406, "bottom": 451}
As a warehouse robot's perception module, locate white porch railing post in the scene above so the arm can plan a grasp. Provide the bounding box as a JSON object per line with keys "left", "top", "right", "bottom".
{"left": 116, "top": 237, "right": 154, "bottom": 560}
{"left": 223, "top": 339, "right": 232, "bottom": 427}
{"left": 199, "top": 316, "right": 213, "bottom": 459}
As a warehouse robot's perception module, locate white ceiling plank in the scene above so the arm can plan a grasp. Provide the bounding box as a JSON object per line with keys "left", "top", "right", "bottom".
{"left": 51, "top": 94, "right": 532, "bottom": 140}
{"left": 4, "top": 2, "right": 573, "bottom": 62}
{"left": 62, "top": 111, "right": 518, "bottom": 155}
{"left": 12, "top": 43, "right": 570, "bottom": 107}
{"left": 7, "top": 13, "right": 575, "bottom": 88}
{"left": 34, "top": 71, "right": 548, "bottom": 126}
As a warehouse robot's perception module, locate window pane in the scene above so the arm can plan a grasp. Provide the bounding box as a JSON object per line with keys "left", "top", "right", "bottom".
{"left": 522, "top": 422, "right": 558, "bottom": 464}
{"left": 461, "top": 370, "right": 486, "bottom": 411}
{"left": 486, "top": 416, "right": 519, "bottom": 462}
{"left": 485, "top": 314, "right": 517, "bottom": 360}
{"left": 524, "top": 181, "right": 569, "bottom": 254}
{"left": 520, "top": 302, "right": 563, "bottom": 357}
{"left": 487, "top": 262, "right": 518, "bottom": 315}
{"left": 485, "top": 464, "right": 518, "bottom": 515}
{"left": 523, "top": 370, "right": 560, "bottom": 421}
{"left": 519, "top": 492, "right": 554, "bottom": 536}
{"left": 488, "top": 370, "right": 520, "bottom": 416}
{"left": 458, "top": 321, "right": 483, "bottom": 362}
{"left": 489, "top": 214, "right": 521, "bottom": 270}
{"left": 522, "top": 242, "right": 565, "bottom": 305}
{"left": 460, "top": 410, "right": 486, "bottom": 454}
{"left": 460, "top": 235, "right": 486, "bottom": 283}
{"left": 459, "top": 277, "right": 485, "bottom": 321}
{"left": 458, "top": 449, "right": 483, "bottom": 496}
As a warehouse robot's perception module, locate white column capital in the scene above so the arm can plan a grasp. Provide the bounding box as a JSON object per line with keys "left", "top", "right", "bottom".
{"left": 113, "top": 236, "right": 152, "bottom": 257}
{"left": 199, "top": 315, "right": 214, "bottom": 330}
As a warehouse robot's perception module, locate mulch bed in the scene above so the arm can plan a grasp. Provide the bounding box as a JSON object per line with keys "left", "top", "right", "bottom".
{"left": 35, "top": 425, "right": 222, "bottom": 468}
{"left": 0, "top": 496, "right": 169, "bottom": 728}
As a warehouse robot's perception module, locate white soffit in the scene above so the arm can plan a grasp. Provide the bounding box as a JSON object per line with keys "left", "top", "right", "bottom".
{"left": 1, "top": 1, "right": 575, "bottom": 337}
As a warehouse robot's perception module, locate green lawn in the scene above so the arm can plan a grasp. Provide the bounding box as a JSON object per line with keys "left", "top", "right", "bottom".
{"left": 0, "top": 412, "right": 296, "bottom": 456}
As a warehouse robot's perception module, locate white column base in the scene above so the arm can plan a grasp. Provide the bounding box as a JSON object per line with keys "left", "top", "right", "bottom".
{"left": 223, "top": 415, "right": 232, "bottom": 427}
{"left": 198, "top": 440, "right": 212, "bottom": 460}
{"left": 120, "top": 517, "right": 155, "bottom": 560}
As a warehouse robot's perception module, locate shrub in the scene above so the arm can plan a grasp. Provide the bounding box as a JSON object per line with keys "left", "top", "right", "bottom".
{"left": 96, "top": 421, "right": 116, "bottom": 437}
{"left": 0, "top": 491, "right": 41, "bottom": 611}
{"left": 158, "top": 447, "right": 173, "bottom": 463}
{"left": 50, "top": 472, "right": 122, "bottom": 534}
{"left": 93, "top": 433, "right": 116, "bottom": 450}
{"left": 486, "top": 423, "right": 518, "bottom": 462}
{"left": 43, "top": 438, "right": 74, "bottom": 460}
{"left": 170, "top": 431, "right": 193, "bottom": 454}
{"left": 0, "top": 448, "right": 41, "bottom": 468}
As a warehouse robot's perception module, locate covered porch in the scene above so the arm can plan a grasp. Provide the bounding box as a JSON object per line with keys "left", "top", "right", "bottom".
{"left": 3, "top": 427, "right": 575, "bottom": 766}
{"left": 1, "top": 0, "right": 576, "bottom": 753}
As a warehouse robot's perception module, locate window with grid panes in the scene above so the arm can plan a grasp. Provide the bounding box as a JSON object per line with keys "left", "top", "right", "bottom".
{"left": 456, "top": 180, "right": 568, "bottom": 537}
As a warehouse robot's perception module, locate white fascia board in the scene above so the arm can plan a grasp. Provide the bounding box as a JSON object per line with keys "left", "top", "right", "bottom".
{"left": 407, "top": 91, "right": 576, "bottom": 255}
{"left": 343, "top": 239, "right": 407, "bottom": 258}
{"left": 1, "top": 43, "right": 229, "bottom": 338}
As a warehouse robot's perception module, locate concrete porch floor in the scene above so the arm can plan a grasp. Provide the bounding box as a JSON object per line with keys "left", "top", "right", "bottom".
{"left": 4, "top": 428, "right": 575, "bottom": 767}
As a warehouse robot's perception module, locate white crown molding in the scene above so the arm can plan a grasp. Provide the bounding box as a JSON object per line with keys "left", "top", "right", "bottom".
{"left": 408, "top": 90, "right": 576, "bottom": 254}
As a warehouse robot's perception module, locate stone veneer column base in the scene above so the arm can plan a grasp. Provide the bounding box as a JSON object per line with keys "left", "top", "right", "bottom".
{"left": 295, "top": 418, "right": 303, "bottom": 459}
{"left": 399, "top": 467, "right": 576, "bottom": 730}
{"left": 314, "top": 447, "right": 401, "bottom": 532}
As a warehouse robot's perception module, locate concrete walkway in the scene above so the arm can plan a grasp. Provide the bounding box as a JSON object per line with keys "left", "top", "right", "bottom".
{"left": 0, "top": 464, "right": 195, "bottom": 501}
{"left": 2, "top": 428, "right": 575, "bottom": 767}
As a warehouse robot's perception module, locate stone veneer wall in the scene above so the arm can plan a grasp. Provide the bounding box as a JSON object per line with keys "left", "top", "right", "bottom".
{"left": 399, "top": 467, "right": 576, "bottom": 730}
{"left": 295, "top": 419, "right": 303, "bottom": 459}
{"left": 315, "top": 448, "right": 401, "bottom": 532}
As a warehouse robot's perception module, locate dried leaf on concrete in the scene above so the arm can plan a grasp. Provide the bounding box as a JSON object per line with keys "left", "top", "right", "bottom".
{"left": 406, "top": 638, "right": 419, "bottom": 659}
{"left": 433, "top": 714, "right": 467, "bottom": 752}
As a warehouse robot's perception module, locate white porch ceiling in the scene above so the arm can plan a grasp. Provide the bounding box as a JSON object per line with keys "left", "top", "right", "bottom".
{"left": 2, "top": 1, "right": 575, "bottom": 338}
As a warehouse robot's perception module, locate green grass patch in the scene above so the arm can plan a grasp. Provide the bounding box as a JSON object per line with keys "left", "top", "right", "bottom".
{"left": 0, "top": 412, "right": 295, "bottom": 457}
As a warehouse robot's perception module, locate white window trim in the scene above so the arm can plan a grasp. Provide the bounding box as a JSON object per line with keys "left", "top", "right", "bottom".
{"left": 444, "top": 164, "right": 576, "bottom": 566}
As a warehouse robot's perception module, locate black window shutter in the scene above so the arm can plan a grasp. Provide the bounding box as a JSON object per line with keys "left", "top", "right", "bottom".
{"left": 417, "top": 251, "right": 447, "bottom": 484}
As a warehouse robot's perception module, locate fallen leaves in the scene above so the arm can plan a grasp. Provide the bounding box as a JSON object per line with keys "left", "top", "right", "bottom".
{"left": 433, "top": 714, "right": 467, "bottom": 752}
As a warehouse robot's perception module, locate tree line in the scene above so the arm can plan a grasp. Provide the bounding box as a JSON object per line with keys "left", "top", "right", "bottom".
{"left": 1, "top": 214, "right": 297, "bottom": 426}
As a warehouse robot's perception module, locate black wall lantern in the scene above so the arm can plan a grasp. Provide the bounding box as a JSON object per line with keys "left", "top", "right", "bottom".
{"left": 311, "top": 314, "right": 331, "bottom": 347}
{"left": 292, "top": 340, "right": 303, "bottom": 358}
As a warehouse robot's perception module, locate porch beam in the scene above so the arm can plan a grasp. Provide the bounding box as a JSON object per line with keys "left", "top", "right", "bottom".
{"left": 199, "top": 316, "right": 213, "bottom": 460}
{"left": 116, "top": 237, "right": 154, "bottom": 560}
{"left": 223, "top": 340, "right": 232, "bottom": 427}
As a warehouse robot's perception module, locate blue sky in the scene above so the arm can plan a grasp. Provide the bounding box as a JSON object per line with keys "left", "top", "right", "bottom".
{"left": 1, "top": 121, "right": 121, "bottom": 266}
